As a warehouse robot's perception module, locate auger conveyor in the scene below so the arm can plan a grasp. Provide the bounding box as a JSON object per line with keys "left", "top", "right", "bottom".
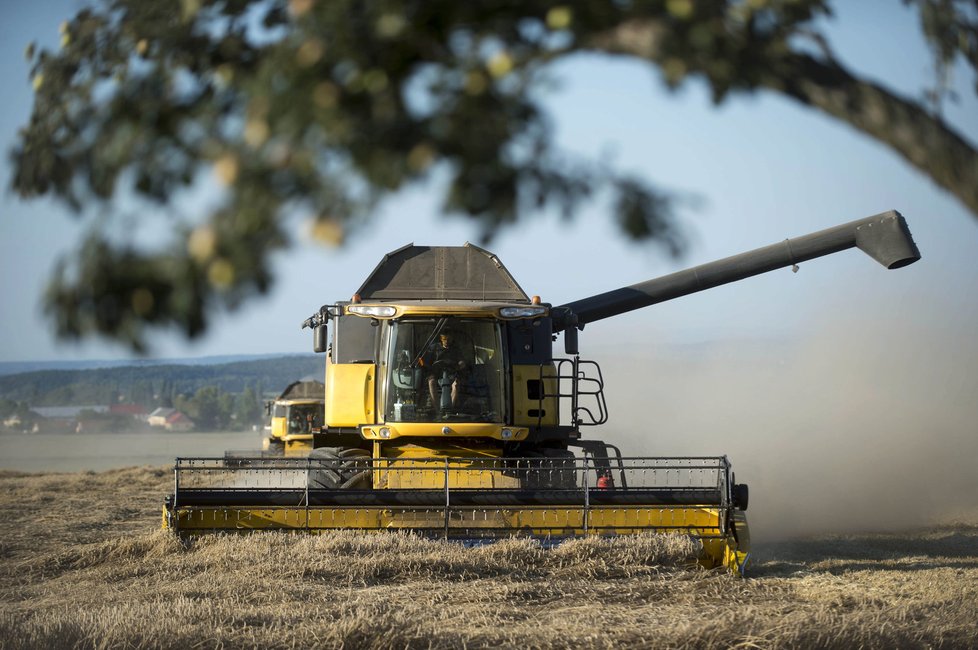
{"left": 163, "top": 455, "right": 750, "bottom": 573}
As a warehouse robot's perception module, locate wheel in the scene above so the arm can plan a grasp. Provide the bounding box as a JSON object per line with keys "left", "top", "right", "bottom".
{"left": 307, "top": 447, "right": 372, "bottom": 490}
{"left": 732, "top": 483, "right": 749, "bottom": 511}
{"left": 261, "top": 437, "right": 285, "bottom": 454}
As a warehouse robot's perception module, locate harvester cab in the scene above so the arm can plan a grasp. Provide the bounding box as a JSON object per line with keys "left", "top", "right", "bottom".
{"left": 300, "top": 242, "right": 604, "bottom": 461}
{"left": 164, "top": 211, "right": 920, "bottom": 574}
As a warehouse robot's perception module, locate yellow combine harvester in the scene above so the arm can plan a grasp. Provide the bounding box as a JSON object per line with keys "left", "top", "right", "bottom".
{"left": 261, "top": 380, "right": 324, "bottom": 456}
{"left": 164, "top": 211, "right": 919, "bottom": 574}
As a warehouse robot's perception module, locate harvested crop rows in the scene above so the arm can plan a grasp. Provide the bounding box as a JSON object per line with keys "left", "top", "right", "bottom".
{"left": 1, "top": 467, "right": 976, "bottom": 649}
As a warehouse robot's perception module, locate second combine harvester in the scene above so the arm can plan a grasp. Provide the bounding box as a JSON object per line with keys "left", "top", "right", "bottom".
{"left": 164, "top": 210, "right": 920, "bottom": 573}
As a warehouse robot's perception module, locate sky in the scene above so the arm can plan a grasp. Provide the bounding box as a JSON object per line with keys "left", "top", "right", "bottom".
{"left": 1, "top": 1, "right": 975, "bottom": 364}
{"left": 1, "top": 2, "right": 977, "bottom": 537}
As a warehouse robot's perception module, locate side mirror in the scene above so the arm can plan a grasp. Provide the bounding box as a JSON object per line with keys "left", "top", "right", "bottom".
{"left": 564, "top": 327, "right": 579, "bottom": 355}
{"left": 313, "top": 325, "right": 328, "bottom": 353}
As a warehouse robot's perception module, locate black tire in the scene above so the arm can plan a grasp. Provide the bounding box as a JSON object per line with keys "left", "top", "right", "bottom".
{"left": 307, "top": 447, "right": 372, "bottom": 490}
{"left": 732, "top": 483, "right": 749, "bottom": 511}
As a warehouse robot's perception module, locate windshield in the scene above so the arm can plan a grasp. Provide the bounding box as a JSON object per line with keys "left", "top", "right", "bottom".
{"left": 386, "top": 317, "right": 504, "bottom": 423}
{"left": 287, "top": 403, "right": 323, "bottom": 434}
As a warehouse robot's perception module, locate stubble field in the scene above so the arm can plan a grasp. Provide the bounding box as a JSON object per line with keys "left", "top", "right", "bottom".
{"left": 1, "top": 466, "right": 976, "bottom": 649}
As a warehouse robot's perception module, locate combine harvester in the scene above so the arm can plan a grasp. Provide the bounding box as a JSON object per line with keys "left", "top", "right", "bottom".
{"left": 164, "top": 211, "right": 919, "bottom": 573}
{"left": 260, "top": 380, "right": 325, "bottom": 456}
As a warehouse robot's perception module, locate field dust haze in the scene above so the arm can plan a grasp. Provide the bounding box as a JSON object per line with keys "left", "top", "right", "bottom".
{"left": 591, "top": 295, "right": 978, "bottom": 541}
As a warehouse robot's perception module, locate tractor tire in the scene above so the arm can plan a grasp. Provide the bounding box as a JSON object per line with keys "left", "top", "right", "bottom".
{"left": 732, "top": 483, "right": 749, "bottom": 511}
{"left": 307, "top": 447, "right": 372, "bottom": 490}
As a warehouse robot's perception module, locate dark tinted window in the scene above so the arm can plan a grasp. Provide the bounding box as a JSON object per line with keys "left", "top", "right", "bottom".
{"left": 333, "top": 315, "right": 378, "bottom": 363}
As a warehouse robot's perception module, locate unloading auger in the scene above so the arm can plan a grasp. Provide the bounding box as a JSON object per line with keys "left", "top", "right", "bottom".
{"left": 164, "top": 211, "right": 919, "bottom": 574}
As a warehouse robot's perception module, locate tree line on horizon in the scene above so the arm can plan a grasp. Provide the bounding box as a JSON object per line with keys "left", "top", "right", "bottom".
{"left": 0, "top": 382, "right": 263, "bottom": 433}
{"left": 0, "top": 354, "right": 324, "bottom": 407}
{"left": 0, "top": 354, "right": 326, "bottom": 433}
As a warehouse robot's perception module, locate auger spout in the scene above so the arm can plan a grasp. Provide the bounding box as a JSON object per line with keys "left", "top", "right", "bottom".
{"left": 553, "top": 210, "right": 919, "bottom": 331}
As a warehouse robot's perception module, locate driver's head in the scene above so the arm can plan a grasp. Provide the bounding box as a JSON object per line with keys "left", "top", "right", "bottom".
{"left": 438, "top": 333, "right": 452, "bottom": 348}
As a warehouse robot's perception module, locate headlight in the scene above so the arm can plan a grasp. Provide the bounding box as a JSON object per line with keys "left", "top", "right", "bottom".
{"left": 499, "top": 306, "right": 548, "bottom": 318}
{"left": 500, "top": 428, "right": 513, "bottom": 440}
{"left": 378, "top": 427, "right": 391, "bottom": 439}
{"left": 346, "top": 305, "right": 397, "bottom": 318}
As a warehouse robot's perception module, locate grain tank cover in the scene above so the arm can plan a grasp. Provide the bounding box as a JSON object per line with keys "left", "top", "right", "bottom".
{"left": 356, "top": 243, "right": 530, "bottom": 302}
{"left": 278, "top": 380, "right": 324, "bottom": 400}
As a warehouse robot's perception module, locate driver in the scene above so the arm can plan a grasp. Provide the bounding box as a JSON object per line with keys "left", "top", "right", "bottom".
{"left": 289, "top": 411, "right": 305, "bottom": 434}
{"left": 424, "top": 331, "right": 468, "bottom": 410}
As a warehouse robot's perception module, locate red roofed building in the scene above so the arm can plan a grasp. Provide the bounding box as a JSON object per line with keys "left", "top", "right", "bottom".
{"left": 109, "top": 404, "right": 149, "bottom": 417}
{"left": 148, "top": 407, "right": 195, "bottom": 431}
{"left": 165, "top": 411, "right": 195, "bottom": 432}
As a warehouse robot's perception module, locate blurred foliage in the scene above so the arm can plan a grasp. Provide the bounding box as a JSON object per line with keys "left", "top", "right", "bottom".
{"left": 11, "top": 0, "right": 978, "bottom": 351}
{"left": 234, "top": 383, "right": 265, "bottom": 428}
{"left": 175, "top": 385, "right": 235, "bottom": 430}
{"left": 0, "top": 399, "right": 33, "bottom": 421}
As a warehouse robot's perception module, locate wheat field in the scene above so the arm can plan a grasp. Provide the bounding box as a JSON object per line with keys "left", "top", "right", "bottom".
{"left": 0, "top": 466, "right": 976, "bottom": 649}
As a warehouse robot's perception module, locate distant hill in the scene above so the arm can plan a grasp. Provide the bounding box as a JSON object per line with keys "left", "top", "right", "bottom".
{"left": 0, "top": 355, "right": 325, "bottom": 406}
{"left": 0, "top": 354, "right": 290, "bottom": 377}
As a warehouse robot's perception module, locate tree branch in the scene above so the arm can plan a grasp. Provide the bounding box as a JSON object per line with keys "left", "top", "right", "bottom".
{"left": 587, "top": 18, "right": 978, "bottom": 220}
{"left": 768, "top": 53, "right": 978, "bottom": 220}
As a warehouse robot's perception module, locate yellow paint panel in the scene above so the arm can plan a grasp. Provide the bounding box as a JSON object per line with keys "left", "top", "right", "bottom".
{"left": 271, "top": 416, "right": 287, "bottom": 441}
{"left": 325, "top": 363, "right": 375, "bottom": 426}
{"left": 512, "top": 364, "right": 558, "bottom": 426}
{"left": 283, "top": 436, "right": 313, "bottom": 456}
{"left": 362, "top": 422, "right": 527, "bottom": 441}
{"left": 370, "top": 444, "right": 519, "bottom": 489}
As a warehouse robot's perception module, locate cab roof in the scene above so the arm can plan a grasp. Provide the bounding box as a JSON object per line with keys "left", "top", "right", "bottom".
{"left": 355, "top": 244, "right": 530, "bottom": 303}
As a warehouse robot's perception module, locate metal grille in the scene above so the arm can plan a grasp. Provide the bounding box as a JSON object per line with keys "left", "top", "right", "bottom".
{"left": 168, "top": 456, "right": 733, "bottom": 539}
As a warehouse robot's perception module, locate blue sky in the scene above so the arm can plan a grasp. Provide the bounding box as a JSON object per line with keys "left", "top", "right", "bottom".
{"left": 0, "top": 1, "right": 976, "bottom": 365}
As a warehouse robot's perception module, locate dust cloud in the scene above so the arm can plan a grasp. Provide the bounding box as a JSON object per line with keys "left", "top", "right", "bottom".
{"left": 585, "top": 298, "right": 978, "bottom": 541}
